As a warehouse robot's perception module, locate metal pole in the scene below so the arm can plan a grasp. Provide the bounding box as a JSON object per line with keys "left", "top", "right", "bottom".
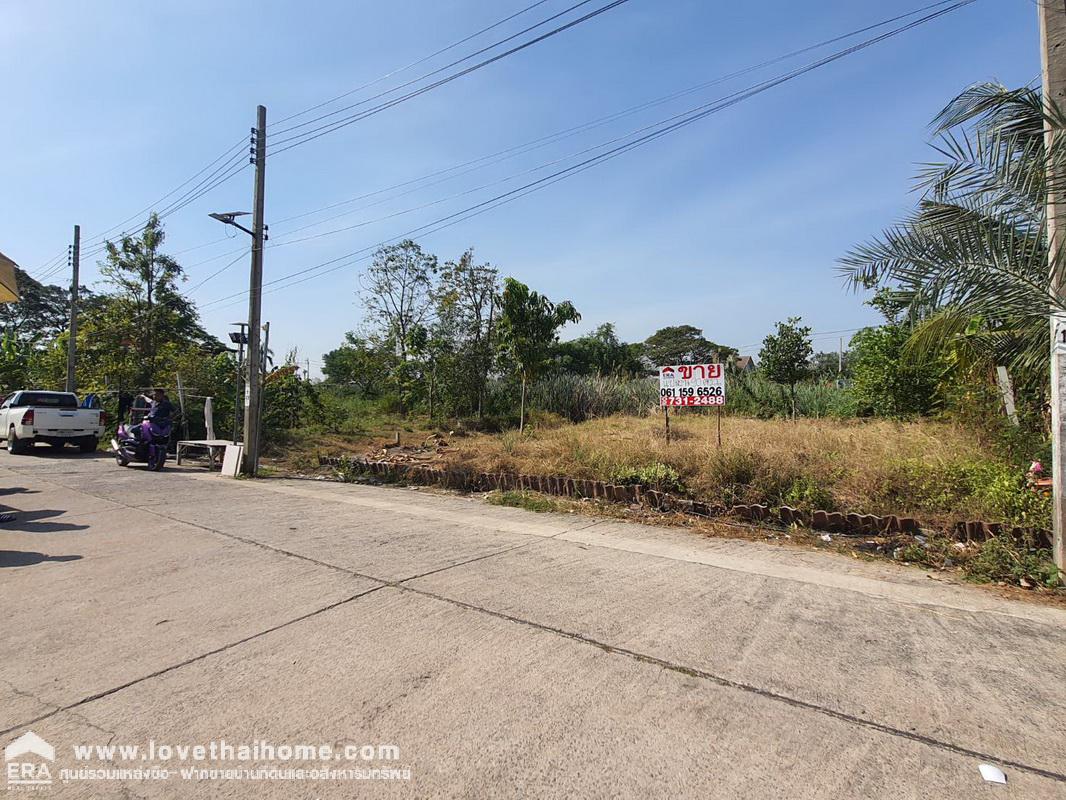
{"left": 664, "top": 405, "right": 670, "bottom": 444}
{"left": 243, "top": 104, "right": 267, "bottom": 476}
{"left": 717, "top": 405, "right": 722, "bottom": 448}
{"left": 232, "top": 328, "right": 246, "bottom": 443}
{"left": 65, "top": 225, "right": 80, "bottom": 393}
{"left": 1040, "top": 0, "right": 1066, "bottom": 570}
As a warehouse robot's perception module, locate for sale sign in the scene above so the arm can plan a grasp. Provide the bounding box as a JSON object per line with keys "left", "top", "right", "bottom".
{"left": 659, "top": 364, "right": 725, "bottom": 407}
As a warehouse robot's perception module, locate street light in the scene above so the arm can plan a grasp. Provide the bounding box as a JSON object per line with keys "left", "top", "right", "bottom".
{"left": 209, "top": 211, "right": 253, "bottom": 237}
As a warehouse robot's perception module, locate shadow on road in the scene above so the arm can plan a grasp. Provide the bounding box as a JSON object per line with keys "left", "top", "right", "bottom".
{"left": 0, "top": 509, "right": 89, "bottom": 534}
{"left": 12, "top": 447, "right": 113, "bottom": 460}
{"left": 0, "top": 487, "right": 39, "bottom": 496}
{"left": 0, "top": 551, "right": 82, "bottom": 568}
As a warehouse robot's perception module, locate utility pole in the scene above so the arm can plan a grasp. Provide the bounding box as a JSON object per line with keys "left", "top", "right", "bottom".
{"left": 1042, "top": 0, "right": 1066, "bottom": 570}
{"left": 243, "top": 105, "right": 267, "bottom": 476}
{"left": 65, "top": 225, "right": 80, "bottom": 394}
{"left": 837, "top": 337, "right": 843, "bottom": 376}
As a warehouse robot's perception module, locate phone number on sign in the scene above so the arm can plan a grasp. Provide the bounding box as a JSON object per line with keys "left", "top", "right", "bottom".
{"left": 660, "top": 395, "right": 725, "bottom": 407}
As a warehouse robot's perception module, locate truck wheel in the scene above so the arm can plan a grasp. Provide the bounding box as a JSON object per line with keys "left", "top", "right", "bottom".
{"left": 80, "top": 437, "right": 99, "bottom": 454}
{"left": 7, "top": 428, "right": 28, "bottom": 455}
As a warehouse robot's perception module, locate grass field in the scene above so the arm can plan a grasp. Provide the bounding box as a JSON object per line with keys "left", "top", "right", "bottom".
{"left": 271, "top": 410, "right": 1050, "bottom": 532}
{"left": 264, "top": 407, "right": 1062, "bottom": 589}
{"left": 440, "top": 414, "right": 1046, "bottom": 528}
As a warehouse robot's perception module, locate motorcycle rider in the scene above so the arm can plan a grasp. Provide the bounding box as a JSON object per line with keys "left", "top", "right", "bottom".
{"left": 129, "top": 388, "right": 174, "bottom": 440}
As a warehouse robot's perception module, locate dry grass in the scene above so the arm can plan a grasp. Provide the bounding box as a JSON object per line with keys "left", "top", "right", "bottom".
{"left": 440, "top": 414, "right": 996, "bottom": 522}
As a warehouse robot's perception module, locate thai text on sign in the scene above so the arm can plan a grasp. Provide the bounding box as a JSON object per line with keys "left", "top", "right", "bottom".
{"left": 659, "top": 364, "right": 725, "bottom": 407}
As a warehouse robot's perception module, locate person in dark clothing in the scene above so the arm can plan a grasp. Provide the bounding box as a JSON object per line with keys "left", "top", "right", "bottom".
{"left": 129, "top": 389, "right": 174, "bottom": 441}
{"left": 144, "top": 388, "right": 175, "bottom": 427}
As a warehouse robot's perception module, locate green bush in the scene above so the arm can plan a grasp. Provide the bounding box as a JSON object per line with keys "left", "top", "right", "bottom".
{"left": 965, "top": 536, "right": 1060, "bottom": 587}
{"left": 848, "top": 325, "right": 941, "bottom": 418}
{"left": 609, "top": 462, "right": 684, "bottom": 493}
{"left": 783, "top": 475, "right": 837, "bottom": 512}
{"left": 487, "top": 490, "right": 559, "bottom": 513}
{"left": 878, "top": 458, "right": 1051, "bottom": 529}
{"left": 727, "top": 371, "right": 852, "bottom": 419}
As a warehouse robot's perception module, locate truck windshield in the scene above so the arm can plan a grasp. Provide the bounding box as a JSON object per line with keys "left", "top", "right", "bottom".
{"left": 14, "top": 392, "right": 79, "bottom": 409}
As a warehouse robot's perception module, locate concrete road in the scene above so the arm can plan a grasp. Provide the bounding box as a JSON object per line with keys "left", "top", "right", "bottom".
{"left": 1, "top": 448, "right": 1065, "bottom": 799}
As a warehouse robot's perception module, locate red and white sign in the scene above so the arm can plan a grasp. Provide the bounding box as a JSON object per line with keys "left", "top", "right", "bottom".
{"left": 659, "top": 364, "right": 725, "bottom": 407}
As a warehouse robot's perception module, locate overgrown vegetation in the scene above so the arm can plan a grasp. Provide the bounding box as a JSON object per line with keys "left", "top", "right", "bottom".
{"left": 5, "top": 81, "right": 1062, "bottom": 592}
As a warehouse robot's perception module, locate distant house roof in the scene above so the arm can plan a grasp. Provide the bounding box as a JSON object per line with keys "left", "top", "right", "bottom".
{"left": 734, "top": 355, "right": 756, "bottom": 372}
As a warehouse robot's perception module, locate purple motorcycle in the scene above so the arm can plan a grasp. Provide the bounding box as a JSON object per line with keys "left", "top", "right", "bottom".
{"left": 112, "top": 417, "right": 171, "bottom": 471}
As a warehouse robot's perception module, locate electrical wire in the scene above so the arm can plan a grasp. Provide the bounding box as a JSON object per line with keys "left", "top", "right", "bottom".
{"left": 197, "top": 0, "right": 975, "bottom": 312}
{"left": 271, "top": 0, "right": 555, "bottom": 127}
{"left": 123, "top": 0, "right": 966, "bottom": 270}
{"left": 25, "top": 1, "right": 588, "bottom": 280}
{"left": 27, "top": 138, "right": 248, "bottom": 278}
{"left": 266, "top": 0, "right": 962, "bottom": 233}
{"left": 270, "top": 0, "right": 600, "bottom": 139}
{"left": 267, "top": 0, "right": 634, "bottom": 156}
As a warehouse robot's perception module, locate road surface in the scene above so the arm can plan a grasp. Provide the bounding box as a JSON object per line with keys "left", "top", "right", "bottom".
{"left": 1, "top": 448, "right": 1065, "bottom": 798}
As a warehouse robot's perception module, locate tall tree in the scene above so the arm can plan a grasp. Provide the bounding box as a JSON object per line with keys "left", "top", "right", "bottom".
{"left": 498, "top": 278, "right": 580, "bottom": 431}
{"left": 100, "top": 214, "right": 210, "bottom": 384}
{"left": 322, "top": 333, "right": 393, "bottom": 395}
{"left": 759, "top": 317, "right": 813, "bottom": 419}
{"left": 643, "top": 325, "right": 734, "bottom": 366}
{"left": 435, "top": 249, "right": 499, "bottom": 417}
{"left": 0, "top": 267, "right": 72, "bottom": 343}
{"left": 554, "top": 323, "right": 643, "bottom": 376}
{"left": 360, "top": 240, "right": 438, "bottom": 363}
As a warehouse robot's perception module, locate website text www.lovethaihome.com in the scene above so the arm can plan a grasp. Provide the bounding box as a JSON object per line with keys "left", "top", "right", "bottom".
{"left": 4, "top": 732, "right": 412, "bottom": 789}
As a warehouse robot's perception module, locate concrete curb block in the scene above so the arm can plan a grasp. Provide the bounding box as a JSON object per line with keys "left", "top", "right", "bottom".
{"left": 317, "top": 456, "right": 1051, "bottom": 547}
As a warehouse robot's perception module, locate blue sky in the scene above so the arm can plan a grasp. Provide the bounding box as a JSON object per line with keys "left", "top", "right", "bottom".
{"left": 0, "top": 0, "right": 1041, "bottom": 373}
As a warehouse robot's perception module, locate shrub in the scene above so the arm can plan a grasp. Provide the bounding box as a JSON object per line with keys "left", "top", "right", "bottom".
{"left": 783, "top": 475, "right": 836, "bottom": 512}
{"left": 965, "top": 536, "right": 1060, "bottom": 587}
{"left": 878, "top": 458, "right": 1051, "bottom": 529}
{"left": 487, "top": 490, "right": 559, "bottom": 513}
{"left": 610, "top": 462, "right": 684, "bottom": 493}
{"left": 727, "top": 371, "right": 852, "bottom": 419}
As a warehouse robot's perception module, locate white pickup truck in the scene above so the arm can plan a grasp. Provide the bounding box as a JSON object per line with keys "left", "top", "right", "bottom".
{"left": 0, "top": 390, "right": 104, "bottom": 454}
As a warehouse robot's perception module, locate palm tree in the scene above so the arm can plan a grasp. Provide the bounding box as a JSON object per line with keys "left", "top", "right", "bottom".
{"left": 840, "top": 82, "right": 1066, "bottom": 399}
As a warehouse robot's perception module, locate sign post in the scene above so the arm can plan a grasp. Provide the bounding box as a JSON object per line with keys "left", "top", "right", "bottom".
{"left": 658, "top": 364, "right": 726, "bottom": 444}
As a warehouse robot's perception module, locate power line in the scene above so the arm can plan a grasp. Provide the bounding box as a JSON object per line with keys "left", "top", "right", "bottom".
{"left": 267, "top": 0, "right": 961, "bottom": 234}
{"left": 271, "top": 0, "right": 600, "bottom": 139}
{"left": 272, "top": 0, "right": 555, "bottom": 127}
{"left": 27, "top": 138, "right": 248, "bottom": 278}
{"left": 27, "top": 2, "right": 596, "bottom": 282}
{"left": 197, "top": 0, "right": 975, "bottom": 312}
{"left": 124, "top": 0, "right": 967, "bottom": 272}
{"left": 267, "top": 0, "right": 634, "bottom": 156}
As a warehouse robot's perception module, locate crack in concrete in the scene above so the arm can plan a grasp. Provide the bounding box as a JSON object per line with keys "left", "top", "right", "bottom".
{"left": 8, "top": 468, "right": 1066, "bottom": 785}
{"left": 0, "top": 585, "right": 385, "bottom": 739}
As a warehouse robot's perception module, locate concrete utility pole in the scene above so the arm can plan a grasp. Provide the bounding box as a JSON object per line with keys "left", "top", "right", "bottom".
{"left": 244, "top": 105, "right": 267, "bottom": 477}
{"left": 1042, "top": 0, "right": 1066, "bottom": 570}
{"left": 65, "top": 225, "right": 80, "bottom": 394}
